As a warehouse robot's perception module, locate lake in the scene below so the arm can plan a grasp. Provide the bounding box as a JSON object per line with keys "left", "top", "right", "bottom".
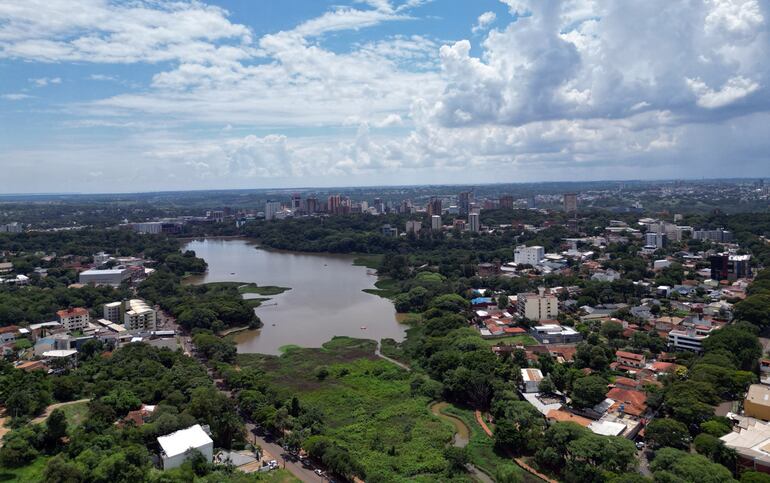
{"left": 183, "top": 238, "right": 407, "bottom": 355}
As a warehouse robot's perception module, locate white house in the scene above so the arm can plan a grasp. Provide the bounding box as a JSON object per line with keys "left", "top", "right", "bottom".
{"left": 158, "top": 424, "right": 213, "bottom": 470}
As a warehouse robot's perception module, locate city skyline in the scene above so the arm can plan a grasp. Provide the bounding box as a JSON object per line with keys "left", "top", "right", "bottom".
{"left": 2, "top": 0, "right": 769, "bottom": 193}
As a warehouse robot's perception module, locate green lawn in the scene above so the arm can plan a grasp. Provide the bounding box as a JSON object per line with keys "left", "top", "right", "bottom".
{"left": 481, "top": 334, "right": 539, "bottom": 347}
{"left": 362, "top": 278, "right": 399, "bottom": 299}
{"left": 238, "top": 337, "right": 468, "bottom": 482}
{"left": 0, "top": 456, "right": 49, "bottom": 482}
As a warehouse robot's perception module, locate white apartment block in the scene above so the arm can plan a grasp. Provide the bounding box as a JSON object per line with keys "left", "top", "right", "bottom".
{"left": 104, "top": 301, "right": 122, "bottom": 324}
{"left": 517, "top": 288, "right": 559, "bottom": 321}
{"left": 124, "top": 299, "right": 157, "bottom": 332}
{"left": 668, "top": 322, "right": 715, "bottom": 352}
{"left": 514, "top": 245, "right": 545, "bottom": 266}
{"left": 431, "top": 215, "right": 442, "bottom": 230}
{"left": 57, "top": 308, "right": 90, "bottom": 332}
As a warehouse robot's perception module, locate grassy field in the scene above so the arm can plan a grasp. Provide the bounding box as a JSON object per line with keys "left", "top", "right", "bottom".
{"left": 482, "top": 334, "right": 539, "bottom": 347}
{"left": 352, "top": 254, "right": 383, "bottom": 270}
{"left": 362, "top": 278, "right": 399, "bottom": 299}
{"left": 238, "top": 337, "right": 469, "bottom": 482}
{"left": 237, "top": 284, "right": 291, "bottom": 296}
{"left": 60, "top": 401, "right": 89, "bottom": 432}
{"left": 442, "top": 405, "right": 544, "bottom": 483}
{"left": 0, "top": 456, "right": 49, "bottom": 482}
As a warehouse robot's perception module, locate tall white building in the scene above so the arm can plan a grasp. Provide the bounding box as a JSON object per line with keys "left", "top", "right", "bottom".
{"left": 431, "top": 215, "right": 442, "bottom": 230}
{"left": 264, "top": 201, "right": 281, "bottom": 221}
{"left": 514, "top": 245, "right": 545, "bottom": 266}
{"left": 132, "top": 222, "right": 163, "bottom": 234}
{"left": 517, "top": 288, "right": 559, "bottom": 321}
{"left": 104, "top": 301, "right": 122, "bottom": 323}
{"left": 668, "top": 319, "right": 715, "bottom": 352}
{"left": 124, "top": 299, "right": 157, "bottom": 331}
{"left": 468, "top": 213, "right": 480, "bottom": 232}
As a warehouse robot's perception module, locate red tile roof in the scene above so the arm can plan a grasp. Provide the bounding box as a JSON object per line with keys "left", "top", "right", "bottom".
{"left": 615, "top": 350, "right": 645, "bottom": 362}
{"left": 57, "top": 307, "right": 88, "bottom": 318}
{"left": 607, "top": 387, "right": 647, "bottom": 416}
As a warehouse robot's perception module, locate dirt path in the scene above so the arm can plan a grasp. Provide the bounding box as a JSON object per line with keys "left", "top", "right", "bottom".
{"left": 30, "top": 399, "right": 91, "bottom": 425}
{"left": 475, "top": 410, "right": 494, "bottom": 438}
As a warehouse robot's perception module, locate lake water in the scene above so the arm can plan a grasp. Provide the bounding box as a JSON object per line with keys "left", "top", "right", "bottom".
{"left": 183, "top": 238, "right": 406, "bottom": 355}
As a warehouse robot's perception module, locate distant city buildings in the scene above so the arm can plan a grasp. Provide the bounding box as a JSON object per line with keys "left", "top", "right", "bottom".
{"left": 693, "top": 229, "right": 734, "bottom": 243}
{"left": 405, "top": 220, "right": 422, "bottom": 234}
{"left": 427, "top": 197, "right": 442, "bottom": 216}
{"left": 0, "top": 222, "right": 22, "bottom": 233}
{"left": 264, "top": 200, "right": 281, "bottom": 221}
{"left": 459, "top": 191, "right": 473, "bottom": 215}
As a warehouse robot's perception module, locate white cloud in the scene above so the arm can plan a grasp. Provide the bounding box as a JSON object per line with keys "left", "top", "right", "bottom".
{"left": 29, "top": 76, "right": 61, "bottom": 87}
{"left": 687, "top": 75, "right": 760, "bottom": 108}
{"left": 472, "top": 11, "right": 497, "bottom": 33}
{"left": 1, "top": 93, "right": 32, "bottom": 100}
{"left": 1, "top": 0, "right": 769, "bottom": 191}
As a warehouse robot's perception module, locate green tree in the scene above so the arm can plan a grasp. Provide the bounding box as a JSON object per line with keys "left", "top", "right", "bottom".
{"left": 43, "top": 455, "right": 86, "bottom": 483}
{"left": 443, "top": 446, "right": 469, "bottom": 475}
{"left": 571, "top": 375, "right": 608, "bottom": 408}
{"left": 645, "top": 418, "right": 690, "bottom": 450}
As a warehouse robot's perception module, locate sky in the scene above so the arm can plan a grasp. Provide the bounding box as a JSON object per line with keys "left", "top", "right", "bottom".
{"left": 0, "top": 0, "right": 769, "bottom": 193}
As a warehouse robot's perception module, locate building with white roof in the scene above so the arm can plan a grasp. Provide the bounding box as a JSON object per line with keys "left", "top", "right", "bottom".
{"left": 722, "top": 417, "right": 770, "bottom": 473}
{"left": 521, "top": 368, "right": 544, "bottom": 393}
{"left": 157, "top": 424, "right": 213, "bottom": 470}
{"left": 124, "top": 299, "right": 157, "bottom": 331}
{"left": 78, "top": 268, "right": 130, "bottom": 286}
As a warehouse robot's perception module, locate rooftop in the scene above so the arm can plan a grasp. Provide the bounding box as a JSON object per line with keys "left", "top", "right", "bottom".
{"left": 747, "top": 384, "right": 770, "bottom": 407}
{"left": 157, "top": 424, "right": 213, "bottom": 458}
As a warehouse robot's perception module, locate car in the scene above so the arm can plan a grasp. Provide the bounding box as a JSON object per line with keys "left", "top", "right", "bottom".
{"left": 314, "top": 469, "right": 324, "bottom": 476}
{"left": 635, "top": 441, "right": 645, "bottom": 450}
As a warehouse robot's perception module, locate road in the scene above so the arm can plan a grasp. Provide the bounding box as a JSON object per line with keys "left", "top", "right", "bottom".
{"left": 243, "top": 423, "right": 324, "bottom": 483}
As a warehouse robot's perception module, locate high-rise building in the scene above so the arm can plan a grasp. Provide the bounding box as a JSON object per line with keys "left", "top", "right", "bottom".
{"left": 431, "top": 215, "right": 442, "bottom": 231}
{"left": 124, "top": 299, "right": 157, "bottom": 331}
{"left": 427, "top": 197, "right": 442, "bottom": 216}
{"left": 499, "top": 195, "right": 514, "bottom": 209}
{"left": 563, "top": 193, "right": 578, "bottom": 213}
{"left": 459, "top": 191, "right": 473, "bottom": 215}
{"left": 304, "top": 196, "right": 318, "bottom": 214}
{"left": 468, "top": 213, "right": 480, "bottom": 232}
{"left": 693, "top": 229, "right": 733, "bottom": 243}
{"left": 265, "top": 201, "right": 281, "bottom": 221}
{"left": 373, "top": 198, "right": 385, "bottom": 214}
{"left": 645, "top": 232, "right": 666, "bottom": 249}
{"left": 327, "top": 195, "right": 341, "bottom": 215}
{"left": 405, "top": 220, "right": 422, "bottom": 234}
{"left": 291, "top": 193, "right": 302, "bottom": 212}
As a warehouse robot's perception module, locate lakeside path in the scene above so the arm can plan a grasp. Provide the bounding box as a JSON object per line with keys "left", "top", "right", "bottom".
{"left": 374, "top": 341, "right": 411, "bottom": 371}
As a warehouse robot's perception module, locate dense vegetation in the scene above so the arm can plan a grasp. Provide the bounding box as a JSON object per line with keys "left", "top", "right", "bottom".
{"left": 0, "top": 343, "right": 270, "bottom": 482}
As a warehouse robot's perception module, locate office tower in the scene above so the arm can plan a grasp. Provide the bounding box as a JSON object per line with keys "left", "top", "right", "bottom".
{"left": 499, "top": 195, "right": 514, "bottom": 209}
{"left": 427, "top": 197, "right": 442, "bottom": 216}
{"left": 431, "top": 215, "right": 442, "bottom": 230}
{"left": 469, "top": 213, "right": 480, "bottom": 232}
{"left": 563, "top": 193, "right": 578, "bottom": 213}
{"left": 459, "top": 191, "right": 473, "bottom": 215}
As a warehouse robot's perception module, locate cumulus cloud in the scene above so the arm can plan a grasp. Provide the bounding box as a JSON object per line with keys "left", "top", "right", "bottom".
{"left": 1, "top": 0, "right": 769, "bottom": 191}
{"left": 472, "top": 11, "right": 497, "bottom": 33}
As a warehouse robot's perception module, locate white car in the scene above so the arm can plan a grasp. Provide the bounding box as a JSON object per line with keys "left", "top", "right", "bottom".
{"left": 314, "top": 469, "right": 324, "bottom": 476}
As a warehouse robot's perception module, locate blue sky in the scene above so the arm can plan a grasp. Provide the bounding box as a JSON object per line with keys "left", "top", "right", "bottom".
{"left": 1, "top": 0, "right": 769, "bottom": 193}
